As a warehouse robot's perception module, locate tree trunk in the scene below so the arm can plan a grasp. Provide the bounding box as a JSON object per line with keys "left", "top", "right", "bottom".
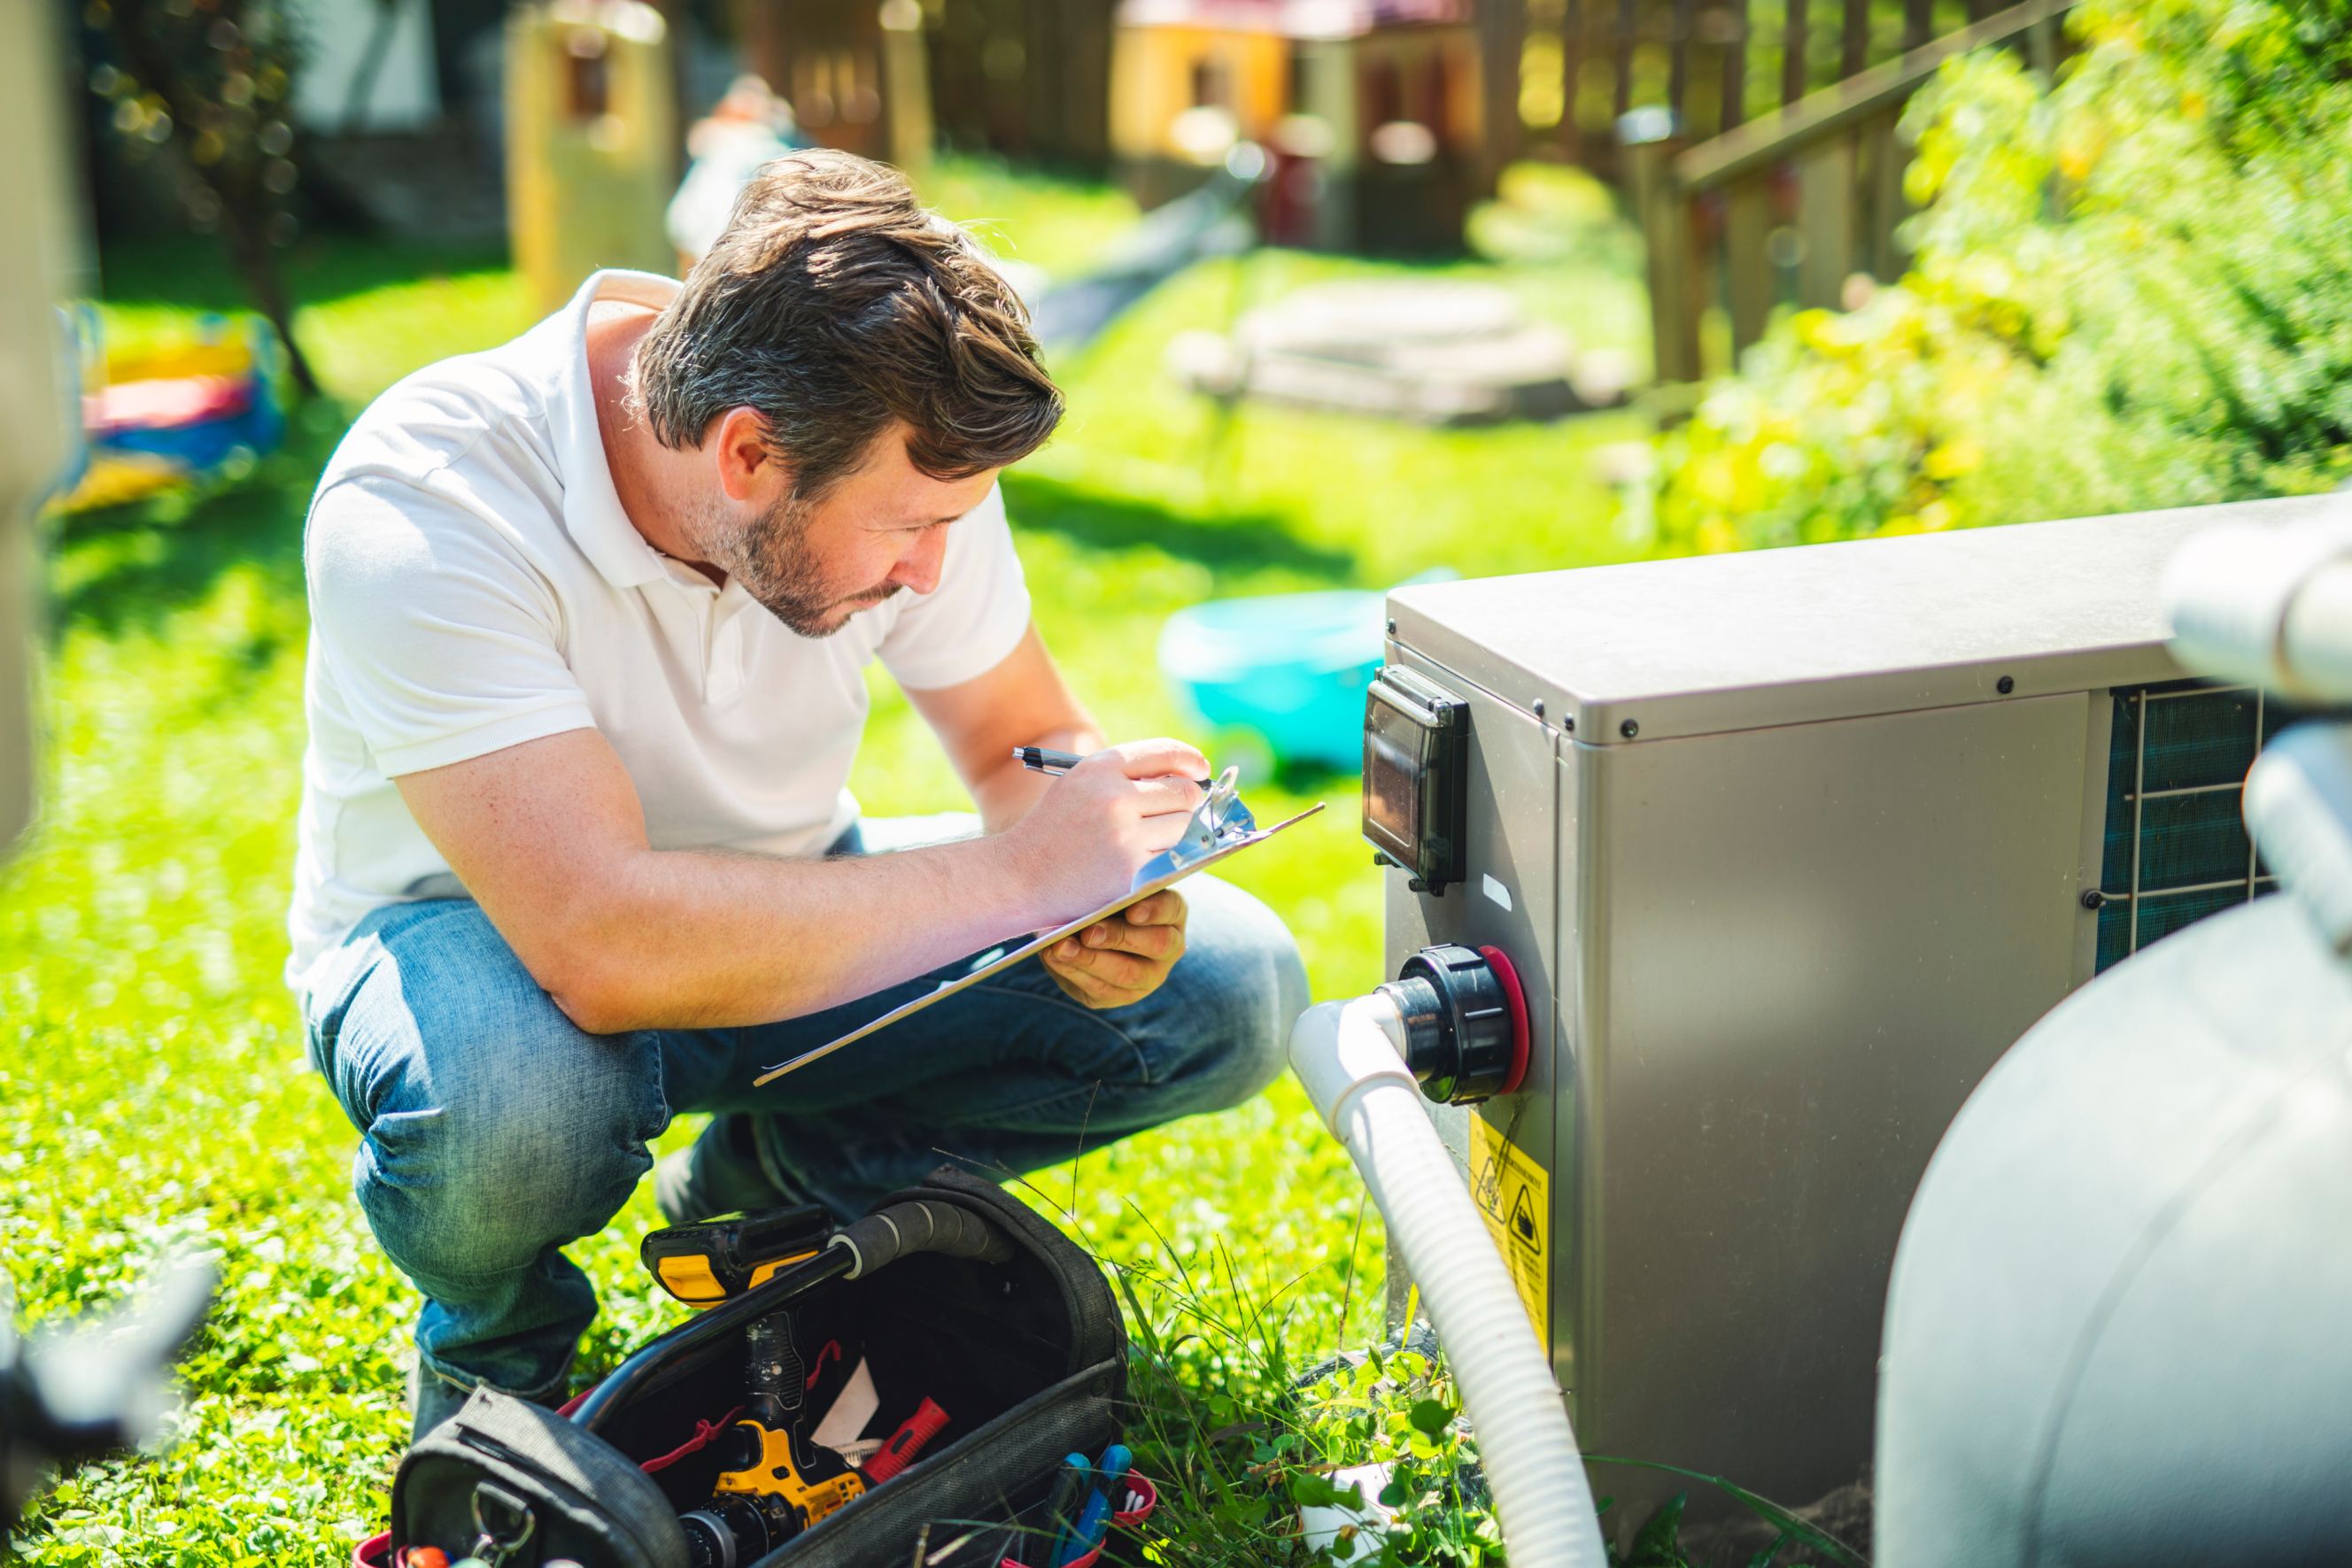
{"left": 104, "top": 4, "right": 322, "bottom": 400}
{"left": 216, "top": 186, "right": 321, "bottom": 398}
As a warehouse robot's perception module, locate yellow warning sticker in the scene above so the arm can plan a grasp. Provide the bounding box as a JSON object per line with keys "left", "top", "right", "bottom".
{"left": 1469, "top": 1114, "right": 1549, "bottom": 1352}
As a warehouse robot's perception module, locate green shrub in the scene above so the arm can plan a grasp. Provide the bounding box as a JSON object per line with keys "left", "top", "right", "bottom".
{"left": 1655, "top": 0, "right": 2352, "bottom": 555}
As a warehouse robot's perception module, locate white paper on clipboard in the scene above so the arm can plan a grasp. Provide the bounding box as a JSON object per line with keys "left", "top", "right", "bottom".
{"left": 755, "top": 787, "right": 1323, "bottom": 1085}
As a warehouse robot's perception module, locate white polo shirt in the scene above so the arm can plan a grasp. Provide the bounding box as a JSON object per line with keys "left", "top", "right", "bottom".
{"left": 286, "top": 270, "right": 1032, "bottom": 995}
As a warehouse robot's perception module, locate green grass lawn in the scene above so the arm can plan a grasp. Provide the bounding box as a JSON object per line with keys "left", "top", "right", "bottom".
{"left": 2, "top": 157, "right": 1652, "bottom": 1564}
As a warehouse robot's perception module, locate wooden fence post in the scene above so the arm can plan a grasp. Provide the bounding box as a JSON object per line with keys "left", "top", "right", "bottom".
{"left": 1670, "top": 0, "right": 1697, "bottom": 122}
{"left": 880, "top": 0, "right": 932, "bottom": 173}
{"left": 1795, "top": 127, "right": 1856, "bottom": 309}
{"left": 1623, "top": 108, "right": 1703, "bottom": 383}
{"left": 1613, "top": 0, "right": 1639, "bottom": 120}
{"left": 2027, "top": 11, "right": 2057, "bottom": 80}
{"left": 1720, "top": 0, "right": 1749, "bottom": 130}
{"left": 1725, "top": 174, "right": 1772, "bottom": 359}
{"left": 1782, "top": 0, "right": 1809, "bottom": 108}
{"left": 1477, "top": 0, "right": 1525, "bottom": 192}
{"left": 1561, "top": 0, "right": 1587, "bottom": 162}
{"left": 1863, "top": 106, "right": 1906, "bottom": 279}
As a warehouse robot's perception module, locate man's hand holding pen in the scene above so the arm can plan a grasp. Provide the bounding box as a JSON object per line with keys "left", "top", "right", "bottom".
{"left": 997, "top": 738, "right": 1208, "bottom": 1009}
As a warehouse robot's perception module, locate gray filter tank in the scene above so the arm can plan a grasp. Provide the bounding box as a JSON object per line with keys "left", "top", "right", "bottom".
{"left": 1876, "top": 514, "right": 2352, "bottom": 1565}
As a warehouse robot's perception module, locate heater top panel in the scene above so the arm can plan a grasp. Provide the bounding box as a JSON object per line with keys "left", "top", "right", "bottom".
{"left": 1388, "top": 497, "right": 2333, "bottom": 745}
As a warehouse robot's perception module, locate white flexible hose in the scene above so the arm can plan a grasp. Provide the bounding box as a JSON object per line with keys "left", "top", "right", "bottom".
{"left": 1290, "top": 994, "right": 1605, "bottom": 1568}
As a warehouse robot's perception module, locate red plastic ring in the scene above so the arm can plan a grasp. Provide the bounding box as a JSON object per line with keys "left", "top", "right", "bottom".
{"left": 1476, "top": 945, "right": 1530, "bottom": 1096}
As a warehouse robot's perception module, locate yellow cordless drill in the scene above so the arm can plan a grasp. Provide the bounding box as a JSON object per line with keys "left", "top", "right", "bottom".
{"left": 642, "top": 1208, "right": 865, "bottom": 1551}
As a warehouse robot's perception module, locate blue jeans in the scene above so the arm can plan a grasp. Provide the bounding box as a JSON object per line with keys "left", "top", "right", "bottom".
{"left": 298, "top": 815, "right": 1306, "bottom": 1407}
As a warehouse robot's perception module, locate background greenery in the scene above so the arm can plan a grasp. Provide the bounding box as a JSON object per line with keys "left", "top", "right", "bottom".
{"left": 1655, "top": 0, "right": 2352, "bottom": 555}
{"left": 2, "top": 161, "right": 1656, "bottom": 1564}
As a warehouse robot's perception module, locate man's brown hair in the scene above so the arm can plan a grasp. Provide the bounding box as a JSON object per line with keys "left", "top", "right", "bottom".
{"left": 632, "top": 149, "right": 1062, "bottom": 497}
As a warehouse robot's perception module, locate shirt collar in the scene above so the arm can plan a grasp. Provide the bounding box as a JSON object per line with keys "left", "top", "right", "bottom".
{"left": 550, "top": 268, "right": 685, "bottom": 591}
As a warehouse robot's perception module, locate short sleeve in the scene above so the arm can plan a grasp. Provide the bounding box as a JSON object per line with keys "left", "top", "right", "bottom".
{"left": 305, "top": 474, "right": 597, "bottom": 776}
{"left": 876, "top": 483, "right": 1033, "bottom": 691}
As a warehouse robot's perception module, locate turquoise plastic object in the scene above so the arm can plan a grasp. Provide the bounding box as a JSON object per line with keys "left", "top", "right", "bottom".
{"left": 1157, "top": 589, "right": 1384, "bottom": 772}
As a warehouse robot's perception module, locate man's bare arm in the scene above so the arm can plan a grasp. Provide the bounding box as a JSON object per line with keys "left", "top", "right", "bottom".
{"left": 904, "top": 622, "right": 1100, "bottom": 831}
{"left": 393, "top": 725, "right": 1206, "bottom": 1034}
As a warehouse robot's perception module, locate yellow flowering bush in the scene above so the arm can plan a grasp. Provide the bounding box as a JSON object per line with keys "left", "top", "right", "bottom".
{"left": 1656, "top": 0, "right": 2352, "bottom": 556}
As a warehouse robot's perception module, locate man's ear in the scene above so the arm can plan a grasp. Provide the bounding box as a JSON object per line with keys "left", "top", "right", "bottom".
{"left": 710, "top": 406, "right": 793, "bottom": 503}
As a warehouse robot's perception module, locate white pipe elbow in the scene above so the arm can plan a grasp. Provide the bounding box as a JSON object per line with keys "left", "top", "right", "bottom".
{"left": 1290, "top": 994, "right": 1418, "bottom": 1142}
{"left": 2164, "top": 506, "right": 2352, "bottom": 699}
{"left": 1288, "top": 993, "right": 1606, "bottom": 1568}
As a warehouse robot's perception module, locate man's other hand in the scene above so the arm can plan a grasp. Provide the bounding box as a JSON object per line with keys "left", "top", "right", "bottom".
{"left": 1041, "top": 890, "right": 1188, "bottom": 1008}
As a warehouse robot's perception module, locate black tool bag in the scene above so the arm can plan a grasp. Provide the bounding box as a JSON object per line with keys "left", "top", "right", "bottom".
{"left": 384, "top": 1390, "right": 692, "bottom": 1568}
{"left": 363, "top": 1166, "right": 1140, "bottom": 1568}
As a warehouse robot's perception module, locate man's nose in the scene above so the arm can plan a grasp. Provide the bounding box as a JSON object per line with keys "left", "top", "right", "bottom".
{"left": 890, "top": 526, "right": 948, "bottom": 596}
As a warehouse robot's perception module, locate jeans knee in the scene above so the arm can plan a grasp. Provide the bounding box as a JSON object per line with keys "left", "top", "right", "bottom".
{"left": 1189, "top": 1007, "right": 1291, "bottom": 1115}
{"left": 1152, "top": 876, "right": 1307, "bottom": 1114}
{"left": 359, "top": 1025, "right": 661, "bottom": 1285}
{"left": 334, "top": 913, "right": 666, "bottom": 1286}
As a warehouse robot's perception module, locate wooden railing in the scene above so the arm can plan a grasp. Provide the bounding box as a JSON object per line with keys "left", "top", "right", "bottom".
{"left": 1534, "top": 0, "right": 2024, "bottom": 182}
{"left": 1629, "top": 0, "right": 2072, "bottom": 385}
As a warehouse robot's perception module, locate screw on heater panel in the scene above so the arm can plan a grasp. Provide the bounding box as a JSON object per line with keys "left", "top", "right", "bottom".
{"left": 1532, "top": 698, "right": 1545, "bottom": 717}
{"left": 1621, "top": 719, "right": 1639, "bottom": 738}
{"left": 1387, "top": 618, "right": 1397, "bottom": 634}
{"left": 1998, "top": 675, "right": 2016, "bottom": 694}
{"left": 2081, "top": 889, "right": 2108, "bottom": 909}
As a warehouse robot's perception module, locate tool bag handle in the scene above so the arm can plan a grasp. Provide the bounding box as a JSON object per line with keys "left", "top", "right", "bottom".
{"left": 828, "top": 1199, "right": 1012, "bottom": 1278}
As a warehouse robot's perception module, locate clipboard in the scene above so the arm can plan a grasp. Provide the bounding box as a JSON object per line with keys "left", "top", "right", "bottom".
{"left": 756, "top": 769, "right": 1322, "bottom": 1084}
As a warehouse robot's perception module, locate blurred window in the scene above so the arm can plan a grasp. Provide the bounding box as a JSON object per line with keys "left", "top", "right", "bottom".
{"left": 1363, "top": 57, "right": 1402, "bottom": 129}
{"left": 563, "top": 27, "right": 610, "bottom": 120}
{"left": 1190, "top": 57, "right": 1230, "bottom": 109}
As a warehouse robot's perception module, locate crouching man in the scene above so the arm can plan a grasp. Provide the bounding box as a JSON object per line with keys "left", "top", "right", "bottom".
{"left": 287, "top": 150, "right": 1307, "bottom": 1441}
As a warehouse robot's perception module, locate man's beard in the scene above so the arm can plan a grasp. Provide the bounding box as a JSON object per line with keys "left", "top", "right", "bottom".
{"left": 708, "top": 493, "right": 901, "bottom": 637}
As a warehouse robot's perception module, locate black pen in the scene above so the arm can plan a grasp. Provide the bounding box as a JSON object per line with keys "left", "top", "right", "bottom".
{"left": 1014, "top": 746, "right": 1212, "bottom": 790}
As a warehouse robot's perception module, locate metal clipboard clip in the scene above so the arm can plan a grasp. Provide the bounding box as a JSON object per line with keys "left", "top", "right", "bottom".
{"left": 1133, "top": 765, "right": 1256, "bottom": 887}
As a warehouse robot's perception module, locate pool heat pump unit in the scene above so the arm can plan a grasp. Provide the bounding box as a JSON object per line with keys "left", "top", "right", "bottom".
{"left": 1367, "top": 496, "right": 2333, "bottom": 1534}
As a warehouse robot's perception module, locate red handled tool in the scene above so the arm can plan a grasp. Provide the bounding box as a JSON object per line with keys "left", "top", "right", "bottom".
{"left": 862, "top": 1398, "right": 949, "bottom": 1482}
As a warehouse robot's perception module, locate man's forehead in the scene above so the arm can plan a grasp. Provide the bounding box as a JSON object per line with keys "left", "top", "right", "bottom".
{"left": 836, "top": 424, "right": 996, "bottom": 521}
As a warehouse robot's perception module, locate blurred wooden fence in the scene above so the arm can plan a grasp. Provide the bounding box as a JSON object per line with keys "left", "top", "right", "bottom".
{"left": 1529, "top": 0, "right": 2020, "bottom": 177}
{"left": 925, "top": 0, "right": 1115, "bottom": 166}
{"left": 751, "top": 0, "right": 2077, "bottom": 375}
{"left": 1623, "top": 0, "right": 2074, "bottom": 383}
{"left": 890, "top": 0, "right": 2054, "bottom": 177}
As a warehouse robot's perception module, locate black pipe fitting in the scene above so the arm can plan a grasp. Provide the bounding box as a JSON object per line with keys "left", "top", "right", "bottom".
{"left": 1377, "top": 943, "right": 1528, "bottom": 1105}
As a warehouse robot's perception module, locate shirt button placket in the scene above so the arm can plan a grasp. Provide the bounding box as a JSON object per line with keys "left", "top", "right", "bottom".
{"left": 708, "top": 615, "right": 744, "bottom": 704}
